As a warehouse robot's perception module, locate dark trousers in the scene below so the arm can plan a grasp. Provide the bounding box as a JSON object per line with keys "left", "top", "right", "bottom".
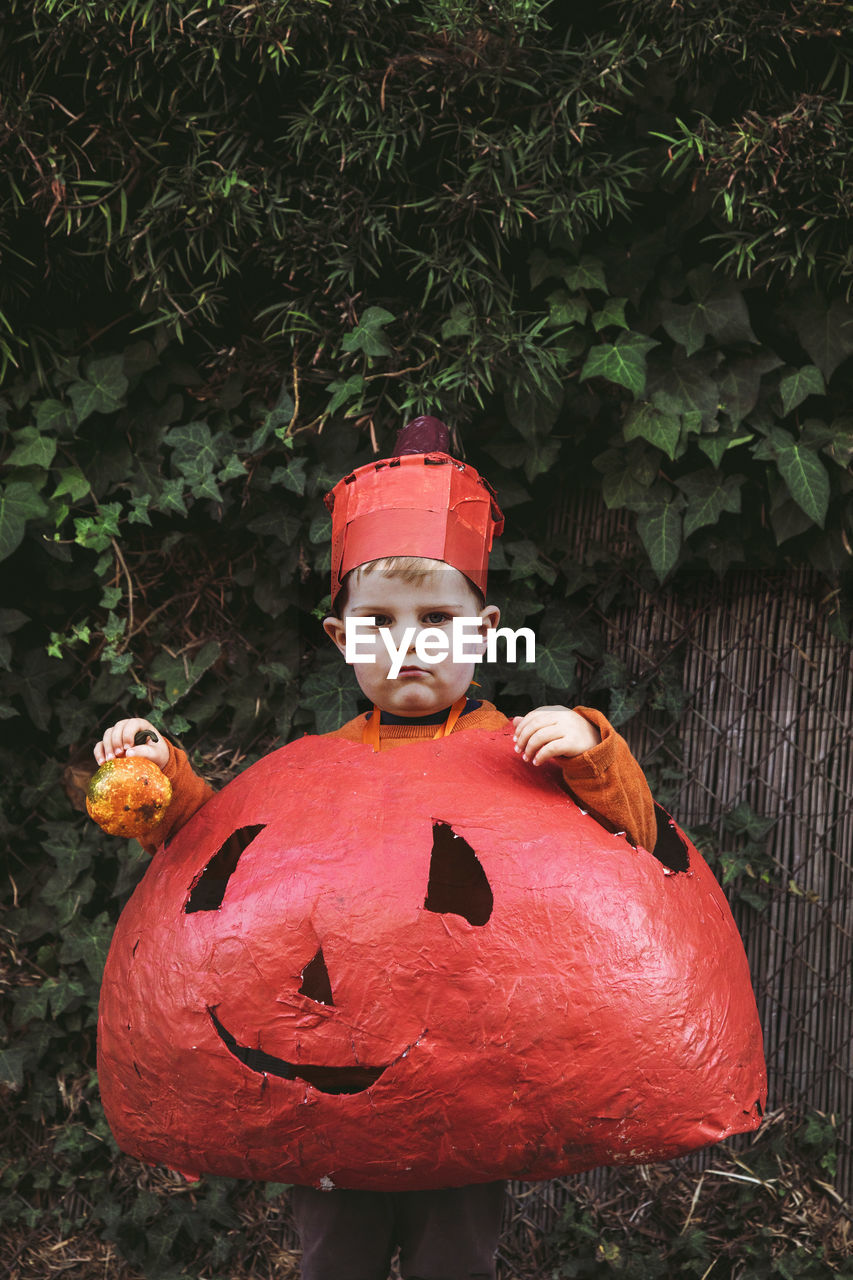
{"left": 290, "top": 1182, "right": 507, "bottom": 1280}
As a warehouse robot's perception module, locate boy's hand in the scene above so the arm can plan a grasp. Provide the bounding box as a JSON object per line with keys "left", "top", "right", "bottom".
{"left": 512, "top": 706, "right": 600, "bottom": 766}
{"left": 94, "top": 718, "right": 170, "bottom": 770}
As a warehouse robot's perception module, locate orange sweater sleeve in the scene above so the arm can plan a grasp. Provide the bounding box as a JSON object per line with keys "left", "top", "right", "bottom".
{"left": 558, "top": 706, "right": 657, "bottom": 852}
{"left": 138, "top": 741, "right": 215, "bottom": 856}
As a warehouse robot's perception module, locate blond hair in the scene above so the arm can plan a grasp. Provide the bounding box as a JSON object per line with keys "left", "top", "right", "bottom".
{"left": 333, "top": 556, "right": 484, "bottom": 616}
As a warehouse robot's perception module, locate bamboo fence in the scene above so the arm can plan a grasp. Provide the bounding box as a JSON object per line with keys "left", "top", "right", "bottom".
{"left": 553, "top": 494, "right": 852, "bottom": 1176}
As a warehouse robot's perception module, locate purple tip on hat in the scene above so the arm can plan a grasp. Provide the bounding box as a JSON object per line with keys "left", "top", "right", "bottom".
{"left": 391, "top": 416, "right": 450, "bottom": 457}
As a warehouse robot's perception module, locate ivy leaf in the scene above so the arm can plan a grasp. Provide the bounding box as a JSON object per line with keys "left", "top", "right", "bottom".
{"left": 341, "top": 307, "right": 395, "bottom": 358}
{"left": 662, "top": 270, "right": 756, "bottom": 354}
{"left": 636, "top": 499, "right": 684, "bottom": 580}
{"left": 545, "top": 290, "right": 587, "bottom": 327}
{"left": 676, "top": 470, "right": 745, "bottom": 539}
{"left": 697, "top": 430, "right": 753, "bottom": 467}
{"left": 270, "top": 456, "right": 308, "bottom": 495}
{"left": 798, "top": 420, "right": 837, "bottom": 453}
{"left": 485, "top": 442, "right": 526, "bottom": 470}
{"left": 219, "top": 453, "right": 246, "bottom": 484}
{"left": 648, "top": 353, "right": 720, "bottom": 426}
{"left": 0, "top": 608, "right": 28, "bottom": 634}
{"left": 74, "top": 502, "right": 121, "bottom": 552}
{"left": 788, "top": 294, "right": 853, "bottom": 381}
{"left": 591, "top": 297, "right": 628, "bottom": 332}
{"left": 6, "top": 426, "right": 57, "bottom": 469}
{"left": 535, "top": 634, "right": 579, "bottom": 691}
{"left": 623, "top": 402, "right": 681, "bottom": 460}
{"left": 68, "top": 356, "right": 128, "bottom": 424}
{"left": 597, "top": 444, "right": 660, "bottom": 510}
{"left": 523, "top": 437, "right": 561, "bottom": 482}
{"left": 589, "top": 655, "right": 647, "bottom": 727}
{"left": 505, "top": 539, "right": 557, "bottom": 584}
{"left": 773, "top": 433, "right": 830, "bottom": 527}
{"left": 250, "top": 381, "right": 295, "bottom": 449}
{"left": 602, "top": 468, "right": 653, "bottom": 510}
{"left": 58, "top": 911, "right": 114, "bottom": 981}
{"left": 52, "top": 467, "right": 91, "bottom": 503}
{"left": 35, "top": 398, "right": 76, "bottom": 435}
{"left": 150, "top": 640, "right": 221, "bottom": 706}
{"left": 779, "top": 365, "right": 825, "bottom": 416}
{"left": 300, "top": 666, "right": 362, "bottom": 734}
{"left": 309, "top": 513, "right": 332, "bottom": 544}
{"left": 127, "top": 494, "right": 152, "bottom": 525}
{"left": 506, "top": 386, "right": 562, "bottom": 442}
{"left": 563, "top": 256, "right": 607, "bottom": 292}
{"left": 769, "top": 483, "right": 814, "bottom": 544}
{"left": 327, "top": 374, "right": 365, "bottom": 415}
{"left": 580, "top": 333, "right": 658, "bottom": 396}
{"left": 529, "top": 248, "right": 569, "bottom": 287}
{"left": 824, "top": 417, "right": 853, "bottom": 468}
{"left": 165, "top": 421, "right": 226, "bottom": 501}
{"left": 441, "top": 302, "right": 475, "bottom": 338}
{"left": 156, "top": 476, "right": 188, "bottom": 516}
{"left": 659, "top": 299, "right": 707, "bottom": 357}
{"left": 0, "top": 480, "right": 49, "bottom": 561}
{"left": 267, "top": 381, "right": 297, "bottom": 437}
{"left": 718, "top": 352, "right": 781, "bottom": 425}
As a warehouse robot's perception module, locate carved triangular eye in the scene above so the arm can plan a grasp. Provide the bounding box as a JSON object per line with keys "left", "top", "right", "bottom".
{"left": 424, "top": 822, "right": 493, "bottom": 926}
{"left": 185, "top": 825, "right": 266, "bottom": 912}
{"left": 299, "top": 949, "right": 335, "bottom": 1005}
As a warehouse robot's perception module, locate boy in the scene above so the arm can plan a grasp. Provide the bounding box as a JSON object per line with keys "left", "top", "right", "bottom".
{"left": 93, "top": 417, "right": 656, "bottom": 1280}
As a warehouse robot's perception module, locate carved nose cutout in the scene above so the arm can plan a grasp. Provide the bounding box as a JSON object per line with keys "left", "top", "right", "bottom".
{"left": 299, "top": 949, "right": 335, "bottom": 1005}
{"left": 185, "top": 825, "right": 266, "bottom": 912}
{"left": 424, "top": 822, "right": 493, "bottom": 925}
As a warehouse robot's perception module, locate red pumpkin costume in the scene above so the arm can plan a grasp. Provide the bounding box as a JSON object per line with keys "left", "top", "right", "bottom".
{"left": 122, "top": 418, "right": 662, "bottom": 1280}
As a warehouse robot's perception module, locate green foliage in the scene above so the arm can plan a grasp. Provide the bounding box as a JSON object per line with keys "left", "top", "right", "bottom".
{"left": 690, "top": 803, "right": 781, "bottom": 912}
{"left": 1, "top": 3, "right": 852, "bottom": 1276}
{"left": 547, "top": 1113, "right": 850, "bottom": 1279}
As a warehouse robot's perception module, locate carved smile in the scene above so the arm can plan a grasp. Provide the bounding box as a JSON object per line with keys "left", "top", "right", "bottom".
{"left": 208, "top": 1008, "right": 422, "bottom": 1095}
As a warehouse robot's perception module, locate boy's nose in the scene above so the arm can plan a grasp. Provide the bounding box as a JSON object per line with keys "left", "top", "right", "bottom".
{"left": 392, "top": 624, "right": 417, "bottom": 653}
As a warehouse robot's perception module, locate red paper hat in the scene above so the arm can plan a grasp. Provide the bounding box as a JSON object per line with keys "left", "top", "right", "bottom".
{"left": 324, "top": 417, "right": 504, "bottom": 607}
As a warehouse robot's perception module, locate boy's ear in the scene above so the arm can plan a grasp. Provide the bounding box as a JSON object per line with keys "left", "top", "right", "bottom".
{"left": 479, "top": 604, "right": 500, "bottom": 631}
{"left": 323, "top": 616, "right": 347, "bottom": 655}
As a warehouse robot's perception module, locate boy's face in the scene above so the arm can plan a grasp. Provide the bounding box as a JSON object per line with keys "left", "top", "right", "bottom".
{"left": 324, "top": 563, "right": 500, "bottom": 717}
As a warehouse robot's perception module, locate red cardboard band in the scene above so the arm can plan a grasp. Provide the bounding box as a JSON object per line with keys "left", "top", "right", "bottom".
{"left": 325, "top": 453, "right": 504, "bottom": 606}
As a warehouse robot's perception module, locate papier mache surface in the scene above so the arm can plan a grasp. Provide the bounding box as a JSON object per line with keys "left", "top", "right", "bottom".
{"left": 97, "top": 729, "right": 767, "bottom": 1190}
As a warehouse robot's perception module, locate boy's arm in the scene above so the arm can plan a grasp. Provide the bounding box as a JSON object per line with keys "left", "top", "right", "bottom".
{"left": 93, "top": 717, "right": 215, "bottom": 855}
{"left": 139, "top": 740, "right": 216, "bottom": 856}
{"left": 513, "top": 705, "right": 657, "bottom": 851}
{"left": 557, "top": 707, "right": 657, "bottom": 852}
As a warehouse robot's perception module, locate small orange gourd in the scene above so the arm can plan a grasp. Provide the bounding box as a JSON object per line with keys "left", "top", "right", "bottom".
{"left": 87, "top": 756, "right": 172, "bottom": 838}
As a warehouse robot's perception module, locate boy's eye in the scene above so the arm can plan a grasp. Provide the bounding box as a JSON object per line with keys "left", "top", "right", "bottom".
{"left": 371, "top": 614, "right": 391, "bottom": 628}
{"left": 423, "top": 611, "right": 451, "bottom": 625}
